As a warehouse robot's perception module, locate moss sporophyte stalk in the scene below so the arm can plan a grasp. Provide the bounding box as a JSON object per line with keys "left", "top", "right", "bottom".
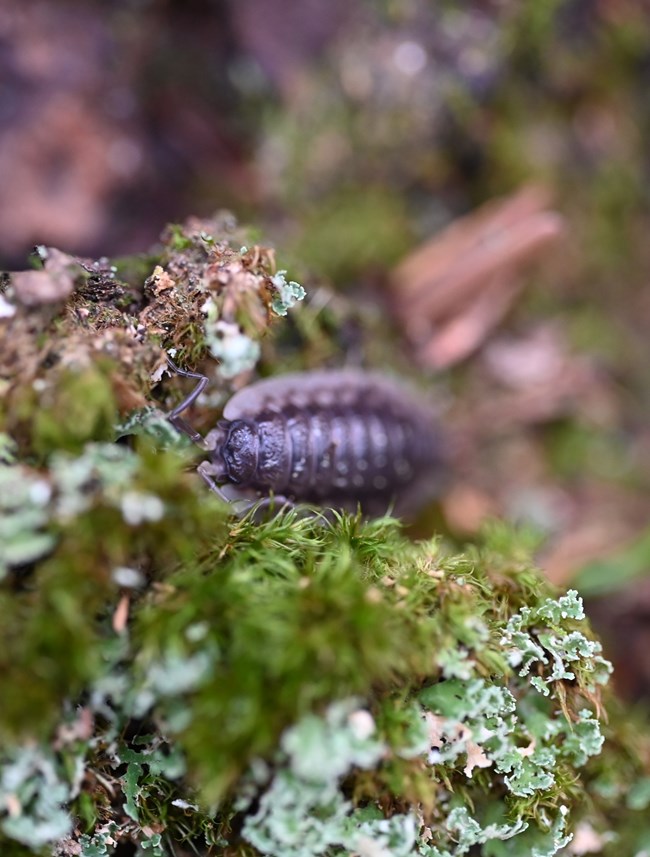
{"left": 0, "top": 217, "right": 648, "bottom": 857}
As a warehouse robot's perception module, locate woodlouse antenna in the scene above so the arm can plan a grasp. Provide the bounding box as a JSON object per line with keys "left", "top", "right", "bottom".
{"left": 166, "top": 356, "right": 209, "bottom": 445}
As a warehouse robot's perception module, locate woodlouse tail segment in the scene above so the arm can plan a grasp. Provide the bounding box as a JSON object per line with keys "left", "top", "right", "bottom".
{"left": 166, "top": 356, "right": 209, "bottom": 445}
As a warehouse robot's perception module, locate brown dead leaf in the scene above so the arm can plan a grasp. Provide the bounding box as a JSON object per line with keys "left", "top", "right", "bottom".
{"left": 569, "top": 823, "right": 607, "bottom": 855}
{"left": 5, "top": 794, "right": 21, "bottom": 817}
{"left": 463, "top": 740, "right": 492, "bottom": 777}
{"left": 149, "top": 265, "right": 176, "bottom": 294}
{"left": 54, "top": 706, "right": 94, "bottom": 749}
{"left": 110, "top": 372, "right": 149, "bottom": 411}
{"left": 442, "top": 482, "right": 495, "bottom": 535}
{"left": 390, "top": 185, "right": 565, "bottom": 369}
{"left": 112, "top": 594, "right": 130, "bottom": 634}
{"left": 417, "top": 272, "right": 520, "bottom": 369}
{"left": 11, "top": 248, "right": 81, "bottom": 306}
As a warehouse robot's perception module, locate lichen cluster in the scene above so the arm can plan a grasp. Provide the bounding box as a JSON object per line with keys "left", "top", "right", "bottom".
{"left": 0, "top": 472, "right": 620, "bottom": 857}
{"left": 1, "top": 219, "right": 650, "bottom": 856}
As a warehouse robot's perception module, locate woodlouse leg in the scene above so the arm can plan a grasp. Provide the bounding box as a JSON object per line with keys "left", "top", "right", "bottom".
{"left": 198, "top": 458, "right": 295, "bottom": 517}
{"left": 196, "top": 460, "right": 267, "bottom": 517}
{"left": 166, "top": 358, "right": 242, "bottom": 511}
{"left": 197, "top": 460, "right": 237, "bottom": 505}
{"left": 166, "top": 356, "right": 209, "bottom": 446}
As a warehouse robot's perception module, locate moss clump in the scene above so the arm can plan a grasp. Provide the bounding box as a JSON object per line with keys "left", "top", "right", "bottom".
{"left": 0, "top": 214, "right": 306, "bottom": 460}
{"left": 0, "top": 218, "right": 649, "bottom": 856}
{"left": 0, "top": 496, "right": 625, "bottom": 856}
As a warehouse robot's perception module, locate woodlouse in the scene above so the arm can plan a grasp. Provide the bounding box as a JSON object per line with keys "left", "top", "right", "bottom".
{"left": 167, "top": 358, "right": 447, "bottom": 517}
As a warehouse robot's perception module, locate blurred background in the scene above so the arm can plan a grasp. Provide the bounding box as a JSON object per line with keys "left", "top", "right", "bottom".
{"left": 3, "top": 0, "right": 650, "bottom": 699}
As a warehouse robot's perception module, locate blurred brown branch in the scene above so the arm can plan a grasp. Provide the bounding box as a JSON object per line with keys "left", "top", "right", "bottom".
{"left": 390, "top": 186, "right": 565, "bottom": 368}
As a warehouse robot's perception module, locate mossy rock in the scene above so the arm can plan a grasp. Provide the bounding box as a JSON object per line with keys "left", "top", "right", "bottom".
{"left": 0, "top": 217, "right": 649, "bottom": 856}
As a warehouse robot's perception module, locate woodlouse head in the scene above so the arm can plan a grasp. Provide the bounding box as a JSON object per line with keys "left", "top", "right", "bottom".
{"left": 221, "top": 419, "right": 258, "bottom": 484}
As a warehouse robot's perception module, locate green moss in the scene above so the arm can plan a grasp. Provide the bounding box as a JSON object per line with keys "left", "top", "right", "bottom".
{"left": 0, "top": 439, "right": 227, "bottom": 742}
{"left": 294, "top": 186, "right": 413, "bottom": 283}
{"left": 31, "top": 366, "right": 118, "bottom": 456}
{"left": 573, "top": 527, "right": 650, "bottom": 598}
{"left": 0, "top": 217, "right": 649, "bottom": 856}
{"left": 0, "top": 445, "right": 625, "bottom": 856}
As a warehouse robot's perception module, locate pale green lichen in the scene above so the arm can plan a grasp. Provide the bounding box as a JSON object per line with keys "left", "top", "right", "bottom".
{"left": 138, "top": 832, "right": 165, "bottom": 856}
{"left": 437, "top": 646, "right": 475, "bottom": 680}
{"left": 78, "top": 824, "right": 119, "bottom": 856}
{"left": 49, "top": 443, "right": 141, "bottom": 520}
{"left": 132, "top": 647, "right": 216, "bottom": 718}
{"left": 419, "top": 678, "right": 517, "bottom": 770}
{"left": 242, "top": 769, "right": 354, "bottom": 856}
{"left": 201, "top": 296, "right": 261, "bottom": 378}
{"left": 115, "top": 407, "right": 185, "bottom": 448}
{"left": 0, "top": 446, "right": 166, "bottom": 564}
{"left": 417, "top": 627, "right": 608, "bottom": 802}
{"left": 281, "top": 700, "right": 386, "bottom": 782}
{"left": 198, "top": 266, "right": 305, "bottom": 373}
{"left": 349, "top": 810, "right": 417, "bottom": 856}
{"left": 236, "top": 588, "right": 611, "bottom": 857}
{"left": 119, "top": 491, "right": 165, "bottom": 526}
{"left": 236, "top": 676, "right": 588, "bottom": 857}
{"left": 0, "top": 746, "right": 74, "bottom": 848}
{"left": 501, "top": 591, "right": 612, "bottom": 696}
{"left": 240, "top": 700, "right": 402, "bottom": 857}
{"left": 0, "top": 464, "right": 55, "bottom": 578}
{"left": 270, "top": 270, "right": 306, "bottom": 316}
{"left": 422, "top": 805, "right": 528, "bottom": 856}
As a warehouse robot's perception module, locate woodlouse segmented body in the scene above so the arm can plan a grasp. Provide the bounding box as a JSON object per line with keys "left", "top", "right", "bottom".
{"left": 168, "top": 362, "right": 446, "bottom": 517}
